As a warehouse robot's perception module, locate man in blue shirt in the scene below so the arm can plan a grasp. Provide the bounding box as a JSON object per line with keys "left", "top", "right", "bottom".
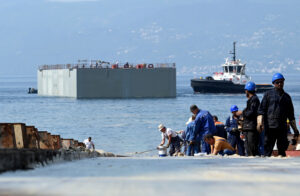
{"left": 190, "top": 104, "right": 216, "bottom": 154}
{"left": 225, "top": 105, "right": 245, "bottom": 156}
{"left": 185, "top": 115, "right": 200, "bottom": 156}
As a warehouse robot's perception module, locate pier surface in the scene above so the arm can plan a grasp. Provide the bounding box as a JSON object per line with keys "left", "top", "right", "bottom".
{"left": 1, "top": 156, "right": 300, "bottom": 196}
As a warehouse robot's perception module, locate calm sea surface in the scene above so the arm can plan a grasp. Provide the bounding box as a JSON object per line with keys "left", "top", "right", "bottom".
{"left": 0, "top": 74, "right": 299, "bottom": 156}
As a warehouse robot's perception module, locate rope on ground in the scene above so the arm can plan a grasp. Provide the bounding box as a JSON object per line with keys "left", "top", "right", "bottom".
{"left": 125, "top": 148, "right": 157, "bottom": 155}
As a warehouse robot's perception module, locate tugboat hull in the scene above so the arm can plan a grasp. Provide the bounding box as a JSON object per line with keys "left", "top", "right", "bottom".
{"left": 191, "top": 79, "right": 272, "bottom": 94}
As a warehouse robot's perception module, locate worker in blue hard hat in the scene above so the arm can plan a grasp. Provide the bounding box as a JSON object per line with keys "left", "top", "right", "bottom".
{"left": 225, "top": 105, "right": 245, "bottom": 156}
{"left": 258, "top": 73, "right": 299, "bottom": 156}
{"left": 241, "top": 81, "right": 260, "bottom": 156}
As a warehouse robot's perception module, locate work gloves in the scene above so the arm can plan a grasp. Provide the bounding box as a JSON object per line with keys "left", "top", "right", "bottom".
{"left": 166, "top": 144, "right": 170, "bottom": 148}
{"left": 290, "top": 120, "right": 299, "bottom": 139}
{"left": 257, "top": 115, "right": 263, "bottom": 133}
{"left": 230, "top": 128, "right": 239, "bottom": 135}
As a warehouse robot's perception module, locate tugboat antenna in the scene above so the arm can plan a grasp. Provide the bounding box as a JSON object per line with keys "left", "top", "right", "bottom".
{"left": 229, "top": 41, "right": 237, "bottom": 62}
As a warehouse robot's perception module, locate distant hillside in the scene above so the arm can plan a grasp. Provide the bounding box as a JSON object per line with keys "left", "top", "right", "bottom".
{"left": 0, "top": 0, "right": 299, "bottom": 75}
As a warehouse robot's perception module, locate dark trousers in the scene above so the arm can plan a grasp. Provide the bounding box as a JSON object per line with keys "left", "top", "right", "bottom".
{"left": 244, "top": 130, "right": 259, "bottom": 156}
{"left": 228, "top": 134, "right": 245, "bottom": 156}
{"left": 258, "top": 130, "right": 265, "bottom": 156}
{"left": 219, "top": 149, "right": 236, "bottom": 156}
{"left": 169, "top": 136, "right": 181, "bottom": 156}
{"left": 264, "top": 128, "right": 289, "bottom": 157}
{"left": 187, "top": 142, "right": 200, "bottom": 156}
{"left": 201, "top": 138, "right": 211, "bottom": 154}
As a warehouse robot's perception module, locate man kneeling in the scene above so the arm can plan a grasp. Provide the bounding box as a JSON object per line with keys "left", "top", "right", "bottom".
{"left": 204, "top": 134, "right": 235, "bottom": 156}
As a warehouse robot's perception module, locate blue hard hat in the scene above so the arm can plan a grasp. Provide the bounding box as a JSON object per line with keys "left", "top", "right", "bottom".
{"left": 230, "top": 105, "right": 239, "bottom": 112}
{"left": 244, "top": 81, "right": 256, "bottom": 91}
{"left": 272, "top": 73, "right": 285, "bottom": 83}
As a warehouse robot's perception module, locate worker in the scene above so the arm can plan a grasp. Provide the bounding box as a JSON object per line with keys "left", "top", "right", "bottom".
{"left": 158, "top": 124, "right": 181, "bottom": 156}
{"left": 185, "top": 115, "right": 200, "bottom": 156}
{"left": 190, "top": 104, "right": 216, "bottom": 154}
{"left": 213, "top": 115, "right": 227, "bottom": 139}
{"left": 225, "top": 105, "right": 245, "bottom": 156}
{"left": 83, "top": 137, "right": 95, "bottom": 151}
{"left": 176, "top": 129, "right": 187, "bottom": 155}
{"left": 204, "top": 134, "right": 235, "bottom": 155}
{"left": 175, "top": 127, "right": 188, "bottom": 154}
{"left": 258, "top": 73, "right": 299, "bottom": 157}
{"left": 241, "top": 81, "right": 260, "bottom": 156}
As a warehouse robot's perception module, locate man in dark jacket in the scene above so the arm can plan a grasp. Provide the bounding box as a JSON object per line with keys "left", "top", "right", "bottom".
{"left": 213, "top": 115, "right": 227, "bottom": 139}
{"left": 258, "top": 73, "right": 299, "bottom": 156}
{"left": 242, "top": 81, "right": 260, "bottom": 156}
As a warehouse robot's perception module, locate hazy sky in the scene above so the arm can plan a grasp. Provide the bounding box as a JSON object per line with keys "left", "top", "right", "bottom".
{"left": 1, "top": 0, "right": 300, "bottom": 75}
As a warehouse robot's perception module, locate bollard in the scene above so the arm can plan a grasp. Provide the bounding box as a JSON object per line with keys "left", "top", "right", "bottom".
{"left": 51, "top": 135, "right": 62, "bottom": 150}
{"left": 25, "top": 126, "right": 40, "bottom": 149}
{"left": 0, "top": 123, "right": 15, "bottom": 148}
{"left": 38, "top": 131, "right": 52, "bottom": 149}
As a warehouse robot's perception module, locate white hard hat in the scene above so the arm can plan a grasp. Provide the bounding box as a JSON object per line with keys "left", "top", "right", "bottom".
{"left": 158, "top": 124, "right": 165, "bottom": 131}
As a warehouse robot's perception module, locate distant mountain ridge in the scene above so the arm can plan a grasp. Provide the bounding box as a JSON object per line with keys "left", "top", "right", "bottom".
{"left": 0, "top": 0, "right": 299, "bottom": 75}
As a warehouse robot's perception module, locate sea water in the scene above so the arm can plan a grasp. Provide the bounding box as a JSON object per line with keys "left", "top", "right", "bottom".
{"left": 0, "top": 74, "right": 299, "bottom": 156}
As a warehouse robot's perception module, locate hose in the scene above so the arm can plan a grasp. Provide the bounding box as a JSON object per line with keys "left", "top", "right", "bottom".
{"left": 125, "top": 148, "right": 157, "bottom": 155}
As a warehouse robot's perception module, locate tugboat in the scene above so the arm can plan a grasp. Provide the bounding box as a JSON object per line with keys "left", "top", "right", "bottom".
{"left": 191, "top": 42, "right": 273, "bottom": 93}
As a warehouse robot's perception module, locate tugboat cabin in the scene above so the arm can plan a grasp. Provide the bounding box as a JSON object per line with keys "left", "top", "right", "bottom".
{"left": 223, "top": 60, "right": 245, "bottom": 75}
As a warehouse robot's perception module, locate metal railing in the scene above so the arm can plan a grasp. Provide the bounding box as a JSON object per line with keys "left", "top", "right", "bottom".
{"left": 38, "top": 60, "right": 176, "bottom": 71}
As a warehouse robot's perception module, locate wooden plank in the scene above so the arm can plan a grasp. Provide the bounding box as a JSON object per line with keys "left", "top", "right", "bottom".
{"left": 25, "top": 126, "right": 40, "bottom": 149}
{"left": 38, "top": 131, "right": 52, "bottom": 149}
{"left": 13, "top": 124, "right": 25, "bottom": 149}
{"left": 0, "top": 123, "right": 15, "bottom": 148}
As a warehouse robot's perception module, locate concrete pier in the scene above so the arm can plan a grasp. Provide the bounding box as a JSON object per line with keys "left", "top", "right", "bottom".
{"left": 0, "top": 122, "right": 117, "bottom": 173}
{"left": 0, "top": 148, "right": 114, "bottom": 173}
{"left": 1, "top": 157, "right": 300, "bottom": 196}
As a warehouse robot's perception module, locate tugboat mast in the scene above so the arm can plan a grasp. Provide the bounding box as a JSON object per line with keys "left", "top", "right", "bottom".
{"left": 230, "top": 41, "right": 236, "bottom": 62}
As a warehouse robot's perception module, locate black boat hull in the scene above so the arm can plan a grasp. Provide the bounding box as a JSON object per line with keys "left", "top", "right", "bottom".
{"left": 191, "top": 79, "right": 273, "bottom": 94}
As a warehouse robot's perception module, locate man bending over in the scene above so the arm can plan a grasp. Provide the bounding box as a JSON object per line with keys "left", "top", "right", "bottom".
{"left": 204, "top": 134, "right": 235, "bottom": 156}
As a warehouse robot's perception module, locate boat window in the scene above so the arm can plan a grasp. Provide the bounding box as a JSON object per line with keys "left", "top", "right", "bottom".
{"left": 237, "top": 66, "right": 242, "bottom": 73}
{"left": 241, "top": 67, "right": 245, "bottom": 74}
{"left": 224, "top": 66, "right": 228, "bottom": 73}
{"left": 229, "top": 66, "right": 233, "bottom": 73}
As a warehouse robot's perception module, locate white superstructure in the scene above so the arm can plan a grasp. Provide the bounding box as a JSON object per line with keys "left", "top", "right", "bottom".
{"left": 212, "top": 42, "right": 250, "bottom": 84}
